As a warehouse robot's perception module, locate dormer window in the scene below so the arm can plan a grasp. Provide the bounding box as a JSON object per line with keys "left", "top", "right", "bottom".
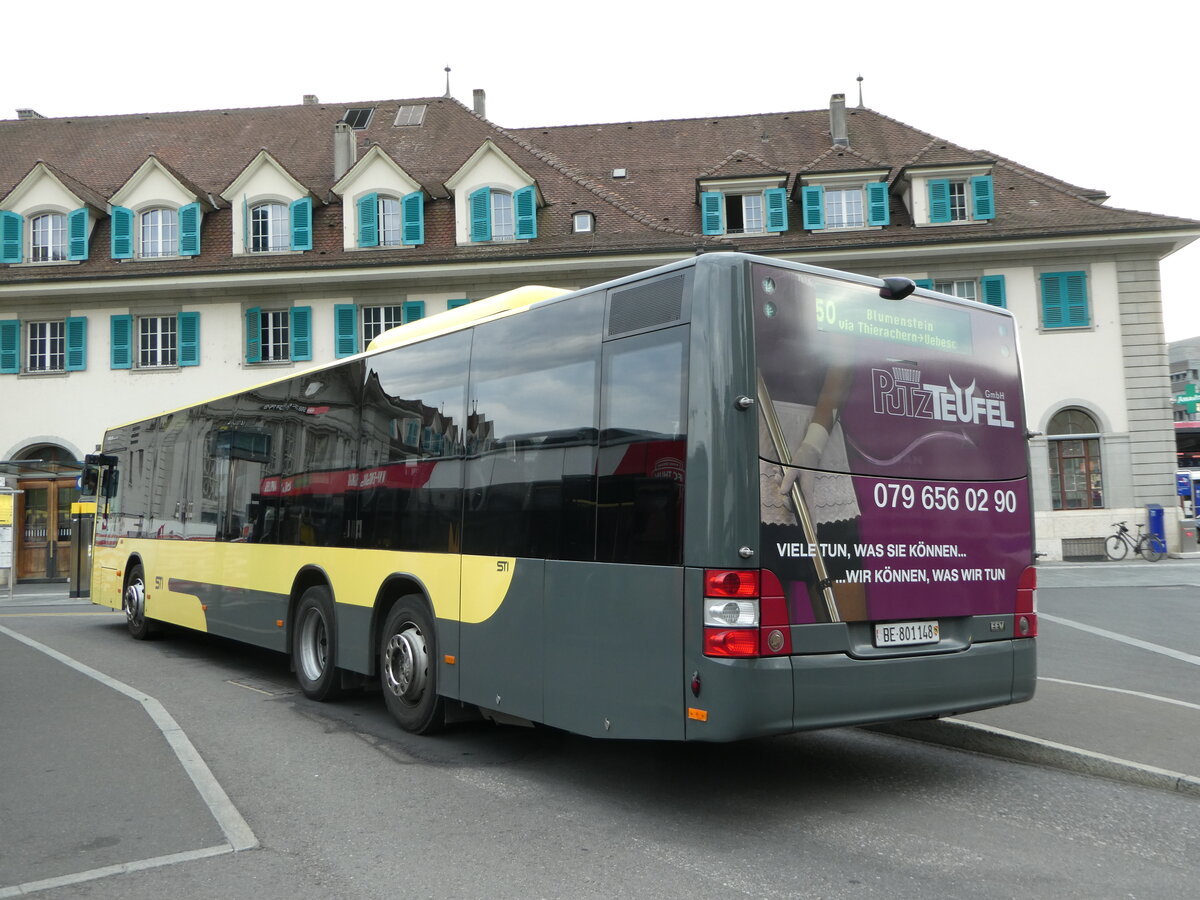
{"left": 469, "top": 186, "right": 536, "bottom": 242}
{"left": 799, "top": 175, "right": 889, "bottom": 231}
{"left": 901, "top": 166, "right": 996, "bottom": 226}
{"left": 698, "top": 177, "right": 788, "bottom": 237}
{"left": 573, "top": 211, "right": 594, "bottom": 233}
{"left": 140, "top": 208, "right": 177, "bottom": 258}
{"left": 251, "top": 203, "right": 287, "bottom": 252}
{"left": 929, "top": 176, "right": 994, "bottom": 223}
{"left": 30, "top": 213, "right": 67, "bottom": 262}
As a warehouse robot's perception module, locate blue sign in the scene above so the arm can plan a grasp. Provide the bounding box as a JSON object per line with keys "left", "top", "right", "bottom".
{"left": 1178, "top": 473, "right": 1194, "bottom": 497}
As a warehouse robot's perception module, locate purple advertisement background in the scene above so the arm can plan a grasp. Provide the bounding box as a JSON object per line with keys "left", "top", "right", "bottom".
{"left": 753, "top": 263, "right": 1033, "bottom": 625}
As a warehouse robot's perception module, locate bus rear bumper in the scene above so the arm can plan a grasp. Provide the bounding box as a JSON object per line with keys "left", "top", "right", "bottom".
{"left": 791, "top": 638, "right": 1035, "bottom": 731}
{"left": 685, "top": 638, "right": 1035, "bottom": 741}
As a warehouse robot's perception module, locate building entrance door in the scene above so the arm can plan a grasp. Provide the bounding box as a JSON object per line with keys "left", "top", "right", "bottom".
{"left": 17, "top": 479, "right": 78, "bottom": 581}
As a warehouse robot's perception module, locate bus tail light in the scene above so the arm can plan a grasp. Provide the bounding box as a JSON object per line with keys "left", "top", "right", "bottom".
{"left": 703, "top": 569, "right": 791, "bottom": 657}
{"left": 1015, "top": 565, "right": 1037, "bottom": 638}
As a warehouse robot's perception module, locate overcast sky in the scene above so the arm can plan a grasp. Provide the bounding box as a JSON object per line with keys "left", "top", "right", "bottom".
{"left": 7, "top": 1, "right": 1199, "bottom": 339}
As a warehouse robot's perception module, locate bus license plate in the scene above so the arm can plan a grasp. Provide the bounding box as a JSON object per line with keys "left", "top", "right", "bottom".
{"left": 875, "top": 621, "right": 940, "bottom": 648}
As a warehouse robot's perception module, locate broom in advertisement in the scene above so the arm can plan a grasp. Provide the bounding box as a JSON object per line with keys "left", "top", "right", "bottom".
{"left": 756, "top": 372, "right": 841, "bottom": 623}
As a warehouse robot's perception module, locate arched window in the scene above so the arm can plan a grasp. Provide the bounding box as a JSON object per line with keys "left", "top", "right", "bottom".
{"left": 490, "top": 191, "right": 514, "bottom": 241}
{"left": 251, "top": 203, "right": 289, "bottom": 252}
{"left": 31, "top": 213, "right": 66, "bottom": 262}
{"left": 140, "top": 207, "right": 178, "bottom": 257}
{"left": 1047, "top": 408, "right": 1102, "bottom": 510}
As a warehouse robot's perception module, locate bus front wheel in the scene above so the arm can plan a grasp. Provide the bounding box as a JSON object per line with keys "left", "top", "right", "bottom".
{"left": 380, "top": 598, "right": 444, "bottom": 734}
{"left": 293, "top": 586, "right": 344, "bottom": 701}
{"left": 124, "top": 564, "right": 154, "bottom": 640}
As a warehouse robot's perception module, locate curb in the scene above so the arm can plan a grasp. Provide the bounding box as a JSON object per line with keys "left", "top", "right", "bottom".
{"left": 870, "top": 718, "right": 1200, "bottom": 799}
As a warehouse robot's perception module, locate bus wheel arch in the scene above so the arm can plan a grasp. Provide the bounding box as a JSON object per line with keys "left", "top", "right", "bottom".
{"left": 378, "top": 590, "right": 445, "bottom": 735}
{"left": 290, "top": 576, "right": 344, "bottom": 702}
{"left": 122, "top": 556, "right": 153, "bottom": 640}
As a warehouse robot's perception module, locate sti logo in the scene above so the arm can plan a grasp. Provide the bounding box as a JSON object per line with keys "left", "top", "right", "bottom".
{"left": 871, "top": 366, "right": 1014, "bottom": 429}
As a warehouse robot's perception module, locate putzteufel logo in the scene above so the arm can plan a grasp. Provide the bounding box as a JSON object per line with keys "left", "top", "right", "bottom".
{"left": 871, "top": 366, "right": 1014, "bottom": 428}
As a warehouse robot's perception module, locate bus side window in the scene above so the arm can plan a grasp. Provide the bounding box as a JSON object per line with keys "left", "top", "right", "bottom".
{"left": 597, "top": 327, "right": 688, "bottom": 566}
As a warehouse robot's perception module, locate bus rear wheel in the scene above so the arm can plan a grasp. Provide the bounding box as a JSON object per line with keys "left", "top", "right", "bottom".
{"left": 124, "top": 564, "right": 153, "bottom": 640}
{"left": 380, "top": 598, "right": 444, "bottom": 734}
{"left": 293, "top": 586, "right": 344, "bottom": 701}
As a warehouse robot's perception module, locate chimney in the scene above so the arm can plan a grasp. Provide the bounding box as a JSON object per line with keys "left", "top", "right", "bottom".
{"left": 473, "top": 89, "right": 486, "bottom": 118}
{"left": 829, "top": 93, "right": 848, "bottom": 147}
{"left": 16, "top": 108, "right": 45, "bottom": 119}
{"left": 334, "top": 121, "right": 356, "bottom": 181}
{"left": 303, "top": 94, "right": 320, "bottom": 105}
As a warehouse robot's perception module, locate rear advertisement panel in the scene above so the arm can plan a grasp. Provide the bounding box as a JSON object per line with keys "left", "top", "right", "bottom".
{"left": 753, "top": 263, "right": 1031, "bottom": 626}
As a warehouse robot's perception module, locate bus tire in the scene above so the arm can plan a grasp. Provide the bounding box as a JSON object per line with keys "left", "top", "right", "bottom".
{"left": 124, "top": 564, "right": 154, "bottom": 640}
{"left": 293, "top": 585, "right": 344, "bottom": 701}
{"left": 380, "top": 598, "right": 444, "bottom": 734}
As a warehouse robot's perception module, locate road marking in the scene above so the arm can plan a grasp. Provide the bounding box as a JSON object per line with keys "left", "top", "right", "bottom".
{"left": 1038, "top": 676, "right": 1200, "bottom": 712}
{"left": 1039, "top": 613, "right": 1200, "bottom": 666}
{"left": 0, "top": 624, "right": 258, "bottom": 897}
{"left": 0, "top": 846, "right": 232, "bottom": 899}
{"left": 0, "top": 611, "right": 111, "bottom": 617}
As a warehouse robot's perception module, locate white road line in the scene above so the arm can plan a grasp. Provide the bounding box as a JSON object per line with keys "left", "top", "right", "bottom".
{"left": 1039, "top": 613, "right": 1200, "bottom": 666}
{"left": 0, "top": 624, "right": 258, "bottom": 897}
{"left": 1038, "top": 676, "right": 1200, "bottom": 712}
{"left": 0, "top": 846, "right": 231, "bottom": 899}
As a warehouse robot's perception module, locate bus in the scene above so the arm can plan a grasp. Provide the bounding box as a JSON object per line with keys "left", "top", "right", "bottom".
{"left": 87, "top": 252, "right": 1036, "bottom": 741}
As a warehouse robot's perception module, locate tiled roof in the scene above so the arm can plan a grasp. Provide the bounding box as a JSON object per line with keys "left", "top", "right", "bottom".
{"left": 1, "top": 96, "right": 1196, "bottom": 285}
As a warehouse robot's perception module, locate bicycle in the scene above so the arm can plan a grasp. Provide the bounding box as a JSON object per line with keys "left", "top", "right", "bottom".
{"left": 1104, "top": 521, "right": 1166, "bottom": 562}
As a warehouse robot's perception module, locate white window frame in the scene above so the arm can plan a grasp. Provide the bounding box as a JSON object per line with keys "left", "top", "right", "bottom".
{"left": 491, "top": 191, "right": 514, "bottom": 241}
{"left": 251, "top": 203, "right": 289, "bottom": 252}
{"left": 825, "top": 187, "right": 865, "bottom": 229}
{"left": 137, "top": 315, "right": 178, "bottom": 368}
{"left": 933, "top": 278, "right": 977, "bottom": 302}
{"left": 140, "top": 207, "right": 179, "bottom": 258}
{"left": 260, "top": 309, "right": 290, "bottom": 361}
{"left": 361, "top": 304, "right": 403, "bottom": 349}
{"left": 30, "top": 213, "right": 67, "bottom": 262}
{"left": 573, "top": 211, "right": 594, "bottom": 233}
{"left": 379, "top": 196, "right": 402, "bottom": 247}
{"left": 27, "top": 319, "right": 65, "bottom": 372}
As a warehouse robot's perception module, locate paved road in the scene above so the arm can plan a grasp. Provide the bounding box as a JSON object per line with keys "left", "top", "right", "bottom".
{"left": 3, "top": 581, "right": 1197, "bottom": 899}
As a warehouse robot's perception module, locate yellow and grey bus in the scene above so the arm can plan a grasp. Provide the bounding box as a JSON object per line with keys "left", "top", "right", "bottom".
{"left": 88, "top": 253, "right": 1037, "bottom": 740}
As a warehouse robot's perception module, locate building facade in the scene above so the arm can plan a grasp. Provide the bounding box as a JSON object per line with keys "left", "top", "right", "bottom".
{"left": 2, "top": 92, "right": 1197, "bottom": 579}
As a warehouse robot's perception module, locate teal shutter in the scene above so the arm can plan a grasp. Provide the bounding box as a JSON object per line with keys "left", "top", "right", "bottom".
{"left": 403, "top": 301, "right": 425, "bottom": 323}
{"left": 290, "top": 306, "right": 312, "bottom": 360}
{"left": 928, "top": 180, "right": 951, "bottom": 223}
{"left": 447, "top": 298, "right": 471, "bottom": 310}
{"left": 514, "top": 185, "right": 537, "bottom": 239}
{"left": 801, "top": 186, "right": 825, "bottom": 229}
{"left": 866, "top": 182, "right": 890, "bottom": 226}
{"left": 110, "top": 315, "right": 133, "bottom": 369}
{"left": 245, "top": 307, "right": 261, "bottom": 362}
{"left": 179, "top": 203, "right": 201, "bottom": 256}
{"left": 764, "top": 188, "right": 788, "bottom": 232}
{"left": 357, "top": 193, "right": 379, "bottom": 247}
{"left": 65, "top": 317, "right": 87, "bottom": 371}
{"left": 1041, "top": 272, "right": 1089, "bottom": 329}
{"left": 971, "top": 175, "right": 995, "bottom": 220}
{"left": 334, "top": 304, "right": 359, "bottom": 357}
{"left": 700, "top": 192, "right": 724, "bottom": 235}
{"left": 469, "top": 187, "right": 491, "bottom": 241}
{"left": 0, "top": 211, "right": 21, "bottom": 263}
{"left": 914, "top": 279, "right": 934, "bottom": 290}
{"left": 178, "top": 312, "right": 200, "bottom": 366}
{"left": 290, "top": 198, "right": 312, "bottom": 251}
{"left": 68, "top": 208, "right": 89, "bottom": 260}
{"left": 402, "top": 191, "right": 424, "bottom": 245}
{"left": 980, "top": 275, "right": 1007, "bottom": 308}
{"left": 0, "top": 320, "right": 19, "bottom": 373}
{"left": 110, "top": 206, "right": 134, "bottom": 258}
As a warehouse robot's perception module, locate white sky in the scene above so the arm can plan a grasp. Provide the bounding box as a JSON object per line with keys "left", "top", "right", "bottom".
{"left": 6, "top": 1, "right": 1200, "bottom": 338}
